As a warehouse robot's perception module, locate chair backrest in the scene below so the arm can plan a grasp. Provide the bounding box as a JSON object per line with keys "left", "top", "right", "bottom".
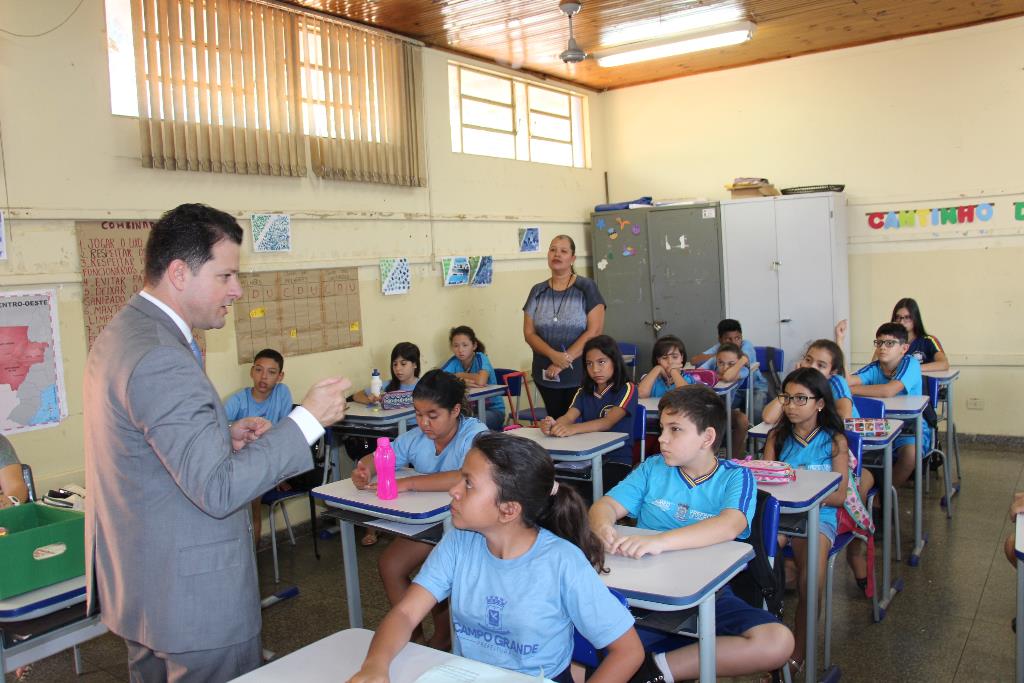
{"left": 844, "top": 430, "right": 864, "bottom": 477}
{"left": 632, "top": 404, "right": 647, "bottom": 462}
{"left": 572, "top": 588, "right": 629, "bottom": 668}
{"left": 618, "top": 342, "right": 638, "bottom": 367}
{"left": 683, "top": 368, "right": 717, "bottom": 387}
{"left": 924, "top": 375, "right": 941, "bottom": 409}
{"left": 494, "top": 368, "right": 521, "bottom": 397}
{"left": 853, "top": 396, "right": 885, "bottom": 419}
{"left": 21, "top": 464, "right": 37, "bottom": 502}
{"left": 755, "top": 345, "right": 785, "bottom": 397}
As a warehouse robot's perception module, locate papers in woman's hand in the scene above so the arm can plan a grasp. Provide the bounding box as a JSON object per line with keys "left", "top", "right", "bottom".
{"left": 413, "top": 658, "right": 554, "bottom": 682}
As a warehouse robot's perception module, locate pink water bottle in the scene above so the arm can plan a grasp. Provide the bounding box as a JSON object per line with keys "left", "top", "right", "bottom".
{"left": 374, "top": 437, "right": 398, "bottom": 500}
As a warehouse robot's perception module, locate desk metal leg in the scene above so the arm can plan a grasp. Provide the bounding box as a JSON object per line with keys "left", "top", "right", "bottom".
{"left": 877, "top": 442, "right": 901, "bottom": 618}
{"left": 591, "top": 454, "right": 604, "bottom": 501}
{"left": 340, "top": 520, "right": 363, "bottom": 628}
{"left": 948, "top": 381, "right": 962, "bottom": 482}
{"left": 476, "top": 396, "right": 487, "bottom": 426}
{"left": 698, "top": 595, "right": 716, "bottom": 683}
{"left": 804, "top": 505, "right": 819, "bottom": 683}
{"left": 910, "top": 416, "right": 927, "bottom": 565}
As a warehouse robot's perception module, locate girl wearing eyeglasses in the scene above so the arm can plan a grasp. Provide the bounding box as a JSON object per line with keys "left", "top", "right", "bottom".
{"left": 890, "top": 297, "right": 949, "bottom": 372}
{"left": 764, "top": 368, "right": 849, "bottom": 676}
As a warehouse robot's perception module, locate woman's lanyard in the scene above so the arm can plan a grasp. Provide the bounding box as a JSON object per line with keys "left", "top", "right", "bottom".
{"left": 548, "top": 276, "right": 575, "bottom": 322}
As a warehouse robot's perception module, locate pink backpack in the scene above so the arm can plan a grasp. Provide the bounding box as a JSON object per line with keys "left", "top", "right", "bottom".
{"left": 729, "top": 456, "right": 796, "bottom": 484}
{"left": 684, "top": 369, "right": 718, "bottom": 387}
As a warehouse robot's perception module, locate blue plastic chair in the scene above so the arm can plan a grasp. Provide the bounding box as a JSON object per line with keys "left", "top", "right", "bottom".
{"left": 619, "top": 342, "right": 639, "bottom": 382}
{"left": 754, "top": 346, "right": 785, "bottom": 377}
{"left": 495, "top": 368, "right": 545, "bottom": 426}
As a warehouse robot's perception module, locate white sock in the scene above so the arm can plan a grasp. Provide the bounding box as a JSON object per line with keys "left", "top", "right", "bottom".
{"left": 652, "top": 651, "right": 675, "bottom": 683}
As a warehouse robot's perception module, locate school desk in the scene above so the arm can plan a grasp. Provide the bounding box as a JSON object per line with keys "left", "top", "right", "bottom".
{"left": 466, "top": 383, "right": 506, "bottom": 426}
{"left": 638, "top": 379, "right": 742, "bottom": 455}
{"left": 923, "top": 368, "right": 962, "bottom": 506}
{"left": 760, "top": 469, "right": 841, "bottom": 683}
{"left": 311, "top": 476, "right": 451, "bottom": 629}
{"left": 339, "top": 401, "right": 416, "bottom": 435}
{"left": 857, "top": 420, "right": 905, "bottom": 622}
{"left": 0, "top": 578, "right": 107, "bottom": 675}
{"left": 231, "top": 627, "right": 549, "bottom": 682}
{"left": 601, "top": 525, "right": 754, "bottom": 683}
{"left": 509, "top": 428, "right": 629, "bottom": 501}
{"left": 1016, "top": 513, "right": 1024, "bottom": 683}
{"left": 879, "top": 395, "right": 930, "bottom": 566}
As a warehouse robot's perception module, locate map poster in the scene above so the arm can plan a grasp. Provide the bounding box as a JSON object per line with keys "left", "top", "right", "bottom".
{"left": 76, "top": 221, "right": 206, "bottom": 353}
{"left": 0, "top": 289, "right": 68, "bottom": 434}
{"left": 233, "top": 268, "right": 362, "bottom": 364}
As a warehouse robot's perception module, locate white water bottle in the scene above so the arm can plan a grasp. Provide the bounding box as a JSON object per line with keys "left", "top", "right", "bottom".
{"left": 369, "top": 368, "right": 383, "bottom": 400}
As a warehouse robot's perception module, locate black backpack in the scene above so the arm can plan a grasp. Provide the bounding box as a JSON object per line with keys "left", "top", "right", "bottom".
{"left": 729, "top": 489, "right": 785, "bottom": 618}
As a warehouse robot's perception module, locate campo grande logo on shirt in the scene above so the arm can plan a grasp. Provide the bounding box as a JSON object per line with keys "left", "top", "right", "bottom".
{"left": 486, "top": 595, "right": 507, "bottom": 630}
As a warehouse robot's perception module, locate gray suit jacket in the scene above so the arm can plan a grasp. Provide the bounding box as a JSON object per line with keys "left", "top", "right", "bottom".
{"left": 84, "top": 295, "right": 313, "bottom": 653}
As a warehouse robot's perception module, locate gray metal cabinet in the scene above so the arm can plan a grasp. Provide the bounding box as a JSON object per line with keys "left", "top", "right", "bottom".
{"left": 590, "top": 204, "right": 725, "bottom": 374}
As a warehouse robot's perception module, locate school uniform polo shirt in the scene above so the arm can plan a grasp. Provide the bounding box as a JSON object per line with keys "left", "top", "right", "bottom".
{"left": 907, "top": 336, "right": 943, "bottom": 365}
{"left": 699, "top": 340, "right": 768, "bottom": 392}
{"left": 393, "top": 416, "right": 489, "bottom": 473}
{"left": 607, "top": 456, "right": 756, "bottom": 539}
{"left": 569, "top": 382, "right": 637, "bottom": 464}
{"left": 646, "top": 373, "right": 697, "bottom": 398}
{"left": 829, "top": 375, "right": 859, "bottom": 418}
{"left": 854, "top": 356, "right": 931, "bottom": 451}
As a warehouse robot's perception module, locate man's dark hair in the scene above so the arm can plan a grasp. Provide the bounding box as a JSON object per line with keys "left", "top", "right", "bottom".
{"left": 144, "top": 204, "right": 243, "bottom": 284}
{"left": 658, "top": 384, "right": 727, "bottom": 450}
{"left": 875, "top": 322, "right": 908, "bottom": 344}
{"left": 253, "top": 348, "right": 284, "bottom": 371}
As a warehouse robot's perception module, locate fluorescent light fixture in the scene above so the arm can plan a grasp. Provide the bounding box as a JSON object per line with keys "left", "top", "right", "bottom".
{"left": 599, "top": 6, "right": 744, "bottom": 47}
{"left": 594, "top": 20, "right": 755, "bottom": 68}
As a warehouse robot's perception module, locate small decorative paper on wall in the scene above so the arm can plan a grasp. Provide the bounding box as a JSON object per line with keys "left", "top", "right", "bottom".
{"left": 380, "top": 257, "right": 411, "bottom": 296}
{"left": 518, "top": 227, "right": 540, "bottom": 252}
{"left": 250, "top": 213, "right": 292, "bottom": 253}
{"left": 442, "top": 256, "right": 470, "bottom": 287}
{"left": 0, "top": 210, "right": 6, "bottom": 261}
{"left": 469, "top": 256, "right": 493, "bottom": 288}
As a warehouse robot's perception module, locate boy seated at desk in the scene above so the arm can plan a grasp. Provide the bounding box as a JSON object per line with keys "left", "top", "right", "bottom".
{"left": 849, "top": 322, "right": 932, "bottom": 490}
{"left": 588, "top": 385, "right": 793, "bottom": 682}
{"left": 224, "top": 348, "right": 294, "bottom": 546}
{"left": 692, "top": 317, "right": 768, "bottom": 423}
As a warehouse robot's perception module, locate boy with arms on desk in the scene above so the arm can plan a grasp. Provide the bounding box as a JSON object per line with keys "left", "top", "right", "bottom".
{"left": 588, "top": 385, "right": 793, "bottom": 682}
{"left": 224, "top": 348, "right": 294, "bottom": 545}
{"left": 849, "top": 322, "right": 931, "bottom": 490}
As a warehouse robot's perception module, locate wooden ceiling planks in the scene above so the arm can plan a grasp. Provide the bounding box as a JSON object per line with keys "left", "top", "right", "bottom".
{"left": 281, "top": 0, "right": 1024, "bottom": 89}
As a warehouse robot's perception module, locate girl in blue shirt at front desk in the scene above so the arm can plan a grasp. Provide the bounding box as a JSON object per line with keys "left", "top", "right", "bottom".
{"left": 351, "top": 370, "right": 488, "bottom": 651}
{"left": 347, "top": 432, "right": 645, "bottom": 683}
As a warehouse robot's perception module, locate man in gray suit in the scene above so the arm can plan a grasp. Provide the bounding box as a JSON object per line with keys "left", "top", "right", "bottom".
{"left": 84, "top": 204, "right": 351, "bottom": 682}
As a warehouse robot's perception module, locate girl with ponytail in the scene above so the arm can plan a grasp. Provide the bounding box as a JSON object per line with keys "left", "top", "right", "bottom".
{"left": 348, "top": 431, "right": 644, "bottom": 683}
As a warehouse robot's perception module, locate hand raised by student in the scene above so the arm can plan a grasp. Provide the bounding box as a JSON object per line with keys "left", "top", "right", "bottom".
{"left": 835, "top": 319, "right": 848, "bottom": 344}
{"left": 352, "top": 458, "right": 374, "bottom": 490}
{"left": 610, "top": 533, "right": 666, "bottom": 559}
{"left": 230, "top": 417, "right": 272, "bottom": 451}
{"left": 1009, "top": 491, "right": 1024, "bottom": 520}
{"left": 301, "top": 377, "right": 353, "bottom": 426}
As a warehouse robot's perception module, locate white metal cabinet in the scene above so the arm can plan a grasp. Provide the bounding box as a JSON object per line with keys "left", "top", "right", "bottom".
{"left": 720, "top": 192, "right": 849, "bottom": 370}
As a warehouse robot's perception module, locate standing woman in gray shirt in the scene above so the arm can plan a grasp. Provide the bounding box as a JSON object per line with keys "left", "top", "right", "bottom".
{"left": 523, "top": 235, "right": 606, "bottom": 419}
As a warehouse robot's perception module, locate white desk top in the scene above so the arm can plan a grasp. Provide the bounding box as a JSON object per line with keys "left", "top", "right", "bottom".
{"left": 639, "top": 380, "right": 739, "bottom": 413}
{"left": 510, "top": 428, "right": 629, "bottom": 458}
{"left": 758, "top": 469, "right": 841, "bottom": 513}
{"left": 342, "top": 401, "right": 416, "bottom": 424}
{"left": 467, "top": 384, "right": 506, "bottom": 398}
{"left": 312, "top": 476, "right": 451, "bottom": 523}
{"left": 0, "top": 576, "right": 86, "bottom": 622}
{"left": 231, "top": 628, "right": 546, "bottom": 682}
{"left": 601, "top": 526, "right": 753, "bottom": 610}
{"left": 749, "top": 421, "right": 773, "bottom": 438}
{"left": 879, "top": 394, "right": 929, "bottom": 416}
{"left": 923, "top": 368, "right": 960, "bottom": 382}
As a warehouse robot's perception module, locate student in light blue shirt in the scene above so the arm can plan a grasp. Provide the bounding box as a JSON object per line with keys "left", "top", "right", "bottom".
{"left": 352, "top": 342, "right": 420, "bottom": 404}
{"left": 763, "top": 339, "right": 860, "bottom": 422}
{"left": 638, "top": 335, "right": 697, "bottom": 399}
{"left": 693, "top": 318, "right": 769, "bottom": 395}
{"left": 764, "top": 368, "right": 850, "bottom": 671}
{"left": 850, "top": 322, "right": 932, "bottom": 491}
{"left": 351, "top": 370, "right": 488, "bottom": 651}
{"left": 441, "top": 325, "right": 505, "bottom": 430}
{"left": 223, "top": 348, "right": 294, "bottom": 545}
{"left": 349, "top": 432, "right": 645, "bottom": 683}
{"left": 589, "top": 385, "right": 793, "bottom": 682}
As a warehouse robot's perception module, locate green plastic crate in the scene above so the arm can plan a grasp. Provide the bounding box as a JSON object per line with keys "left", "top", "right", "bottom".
{"left": 0, "top": 503, "right": 85, "bottom": 600}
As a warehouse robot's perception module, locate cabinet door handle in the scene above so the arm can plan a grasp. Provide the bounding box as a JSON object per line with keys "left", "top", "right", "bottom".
{"left": 645, "top": 320, "right": 667, "bottom": 333}
{"left": 780, "top": 318, "right": 792, "bottom": 323}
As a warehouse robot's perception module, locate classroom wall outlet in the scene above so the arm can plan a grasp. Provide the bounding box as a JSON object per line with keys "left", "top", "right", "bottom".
{"left": 966, "top": 398, "right": 985, "bottom": 410}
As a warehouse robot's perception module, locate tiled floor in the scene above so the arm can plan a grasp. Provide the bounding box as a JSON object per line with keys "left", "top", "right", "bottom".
{"left": 8, "top": 444, "right": 1022, "bottom": 682}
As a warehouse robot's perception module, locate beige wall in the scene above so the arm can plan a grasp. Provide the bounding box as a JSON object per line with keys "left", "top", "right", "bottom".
{"left": 602, "top": 17, "right": 1024, "bottom": 436}
{"left": 0, "top": 1, "right": 607, "bottom": 497}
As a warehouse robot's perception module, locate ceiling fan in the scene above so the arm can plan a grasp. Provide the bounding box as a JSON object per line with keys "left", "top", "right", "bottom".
{"left": 558, "top": 1, "right": 587, "bottom": 64}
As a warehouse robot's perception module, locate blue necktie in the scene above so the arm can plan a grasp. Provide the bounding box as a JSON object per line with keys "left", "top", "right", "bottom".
{"left": 189, "top": 338, "right": 204, "bottom": 370}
